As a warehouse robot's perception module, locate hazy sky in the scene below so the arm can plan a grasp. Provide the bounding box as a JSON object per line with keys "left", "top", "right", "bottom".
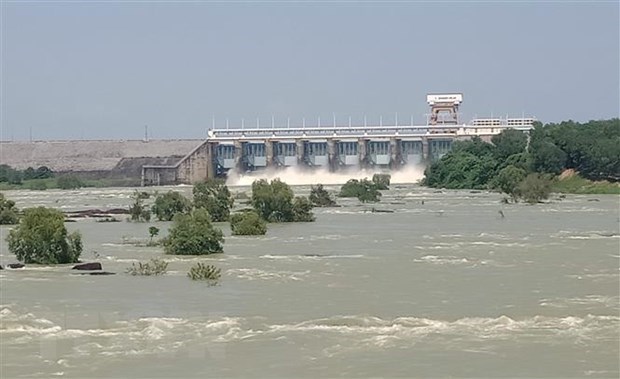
{"left": 1, "top": 1, "right": 618, "bottom": 140}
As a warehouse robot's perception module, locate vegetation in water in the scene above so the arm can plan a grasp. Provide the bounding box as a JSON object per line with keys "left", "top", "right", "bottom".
{"left": 57, "top": 175, "right": 85, "bottom": 190}
{"left": 187, "top": 262, "right": 221, "bottom": 284}
{"left": 193, "top": 179, "right": 234, "bottom": 222}
{"left": 371, "top": 173, "right": 391, "bottom": 190}
{"left": 152, "top": 191, "right": 191, "bottom": 221}
{"left": 251, "top": 178, "right": 315, "bottom": 222}
{"left": 128, "top": 190, "right": 152, "bottom": 222}
{"left": 423, "top": 119, "right": 619, "bottom": 197}
{"left": 0, "top": 193, "right": 19, "bottom": 225}
{"left": 339, "top": 178, "right": 382, "bottom": 203}
{"left": 163, "top": 208, "right": 224, "bottom": 255}
{"left": 7, "top": 207, "right": 82, "bottom": 264}
{"left": 126, "top": 258, "right": 168, "bottom": 276}
{"left": 148, "top": 226, "right": 160, "bottom": 241}
{"left": 230, "top": 210, "right": 267, "bottom": 236}
{"left": 309, "top": 184, "right": 337, "bottom": 207}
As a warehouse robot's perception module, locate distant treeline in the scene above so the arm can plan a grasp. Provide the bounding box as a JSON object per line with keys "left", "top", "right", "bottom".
{"left": 423, "top": 118, "right": 620, "bottom": 190}
{"left": 0, "top": 165, "right": 54, "bottom": 184}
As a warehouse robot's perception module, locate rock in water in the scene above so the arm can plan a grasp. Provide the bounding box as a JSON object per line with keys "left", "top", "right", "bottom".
{"left": 7, "top": 263, "right": 25, "bottom": 269}
{"left": 72, "top": 262, "right": 102, "bottom": 270}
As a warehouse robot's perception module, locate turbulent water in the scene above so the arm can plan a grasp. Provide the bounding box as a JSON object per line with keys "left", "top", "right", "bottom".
{"left": 0, "top": 185, "right": 618, "bottom": 378}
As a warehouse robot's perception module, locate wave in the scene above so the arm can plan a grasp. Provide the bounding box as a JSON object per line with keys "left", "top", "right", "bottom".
{"left": 226, "top": 268, "right": 310, "bottom": 282}
{"left": 2, "top": 305, "right": 617, "bottom": 362}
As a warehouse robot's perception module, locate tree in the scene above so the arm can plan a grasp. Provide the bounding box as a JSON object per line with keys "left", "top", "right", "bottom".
{"left": 187, "top": 263, "right": 221, "bottom": 284}
{"left": 57, "top": 175, "right": 84, "bottom": 190}
{"left": 292, "top": 196, "right": 315, "bottom": 222}
{"left": 230, "top": 210, "right": 267, "bottom": 235}
{"left": 372, "top": 173, "right": 391, "bottom": 190}
{"left": 7, "top": 207, "right": 82, "bottom": 264}
{"left": 193, "top": 179, "right": 234, "bottom": 222}
{"left": 491, "top": 129, "right": 528, "bottom": 160}
{"left": 518, "top": 173, "right": 553, "bottom": 204}
{"left": 339, "top": 178, "right": 382, "bottom": 202}
{"left": 0, "top": 164, "right": 22, "bottom": 184}
{"left": 129, "top": 191, "right": 151, "bottom": 222}
{"left": 152, "top": 191, "right": 191, "bottom": 221}
{"left": 164, "top": 208, "right": 224, "bottom": 255}
{"left": 251, "top": 178, "right": 314, "bottom": 222}
{"left": 493, "top": 165, "right": 527, "bottom": 202}
{"left": 148, "top": 226, "right": 160, "bottom": 242}
{"left": 530, "top": 140, "right": 567, "bottom": 175}
{"left": 309, "top": 184, "right": 337, "bottom": 207}
{"left": 0, "top": 193, "right": 19, "bottom": 225}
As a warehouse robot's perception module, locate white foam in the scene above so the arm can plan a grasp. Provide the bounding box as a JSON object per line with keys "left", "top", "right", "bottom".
{"left": 226, "top": 165, "right": 424, "bottom": 186}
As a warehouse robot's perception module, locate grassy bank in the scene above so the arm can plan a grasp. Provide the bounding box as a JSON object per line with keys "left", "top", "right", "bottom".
{"left": 552, "top": 175, "right": 620, "bottom": 195}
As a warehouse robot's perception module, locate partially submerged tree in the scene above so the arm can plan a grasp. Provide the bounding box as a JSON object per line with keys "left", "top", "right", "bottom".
{"left": 372, "top": 173, "right": 391, "bottom": 190}
{"left": 129, "top": 190, "right": 151, "bottom": 222}
{"left": 251, "top": 178, "right": 314, "bottom": 222}
{"left": 230, "top": 210, "right": 267, "bottom": 235}
{"left": 152, "top": 191, "right": 191, "bottom": 221}
{"left": 339, "top": 178, "right": 381, "bottom": 203}
{"left": 148, "top": 226, "right": 160, "bottom": 242}
{"left": 492, "top": 165, "right": 527, "bottom": 202}
{"left": 193, "top": 179, "right": 234, "bottom": 222}
{"left": 518, "top": 173, "right": 553, "bottom": 204}
{"left": 164, "top": 208, "right": 224, "bottom": 255}
{"left": 7, "top": 207, "right": 82, "bottom": 264}
{"left": 0, "top": 193, "right": 19, "bottom": 225}
{"left": 309, "top": 184, "right": 337, "bottom": 207}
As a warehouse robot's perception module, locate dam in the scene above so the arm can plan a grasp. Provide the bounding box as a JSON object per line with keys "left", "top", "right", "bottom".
{"left": 0, "top": 93, "right": 535, "bottom": 185}
{"left": 142, "top": 94, "right": 535, "bottom": 185}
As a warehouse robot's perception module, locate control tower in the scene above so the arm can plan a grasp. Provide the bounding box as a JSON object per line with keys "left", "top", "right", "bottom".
{"left": 426, "top": 93, "right": 463, "bottom": 125}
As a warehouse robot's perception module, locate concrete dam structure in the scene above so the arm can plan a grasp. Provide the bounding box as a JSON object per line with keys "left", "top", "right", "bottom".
{"left": 0, "top": 94, "right": 535, "bottom": 185}
{"left": 0, "top": 139, "right": 203, "bottom": 180}
{"left": 141, "top": 121, "right": 534, "bottom": 185}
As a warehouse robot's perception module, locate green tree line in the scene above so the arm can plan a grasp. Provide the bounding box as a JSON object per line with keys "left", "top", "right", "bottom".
{"left": 423, "top": 118, "right": 619, "bottom": 200}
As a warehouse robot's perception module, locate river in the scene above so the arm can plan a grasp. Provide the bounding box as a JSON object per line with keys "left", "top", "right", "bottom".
{"left": 1, "top": 185, "right": 618, "bottom": 378}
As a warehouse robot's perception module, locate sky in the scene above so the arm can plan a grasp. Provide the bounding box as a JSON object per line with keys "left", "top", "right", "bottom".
{"left": 1, "top": 1, "right": 618, "bottom": 141}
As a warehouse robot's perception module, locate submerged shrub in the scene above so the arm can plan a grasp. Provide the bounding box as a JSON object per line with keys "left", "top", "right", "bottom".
{"left": 309, "top": 184, "right": 337, "bottom": 207}
{"left": 7, "top": 207, "right": 82, "bottom": 264}
{"left": 187, "top": 262, "right": 221, "bottom": 284}
{"left": 230, "top": 210, "right": 267, "bottom": 236}
{"left": 126, "top": 258, "right": 168, "bottom": 276}
{"left": 164, "top": 208, "right": 224, "bottom": 255}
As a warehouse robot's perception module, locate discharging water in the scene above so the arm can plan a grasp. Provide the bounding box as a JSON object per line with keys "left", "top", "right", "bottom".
{"left": 1, "top": 185, "right": 618, "bottom": 378}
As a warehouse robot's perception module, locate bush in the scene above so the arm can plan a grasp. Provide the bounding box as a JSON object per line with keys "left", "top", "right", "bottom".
{"left": 339, "top": 178, "right": 381, "bottom": 203}
{"left": 187, "top": 262, "right": 221, "bottom": 284}
{"left": 152, "top": 191, "right": 191, "bottom": 221}
{"left": 0, "top": 193, "right": 19, "bottom": 225}
{"left": 57, "top": 175, "right": 84, "bottom": 190}
{"left": 193, "top": 179, "right": 234, "bottom": 222}
{"left": 0, "top": 164, "right": 22, "bottom": 184}
{"left": 292, "top": 196, "right": 315, "bottom": 222}
{"left": 309, "top": 184, "right": 336, "bottom": 207}
{"left": 7, "top": 207, "right": 82, "bottom": 264}
{"left": 164, "top": 208, "right": 224, "bottom": 255}
{"left": 372, "top": 173, "right": 391, "bottom": 190}
{"left": 129, "top": 190, "right": 151, "bottom": 222}
{"left": 251, "top": 178, "right": 314, "bottom": 222}
{"left": 518, "top": 173, "right": 553, "bottom": 204}
{"left": 230, "top": 210, "right": 267, "bottom": 235}
{"left": 27, "top": 180, "right": 47, "bottom": 191}
{"left": 126, "top": 258, "right": 168, "bottom": 276}
{"left": 492, "top": 165, "right": 527, "bottom": 202}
